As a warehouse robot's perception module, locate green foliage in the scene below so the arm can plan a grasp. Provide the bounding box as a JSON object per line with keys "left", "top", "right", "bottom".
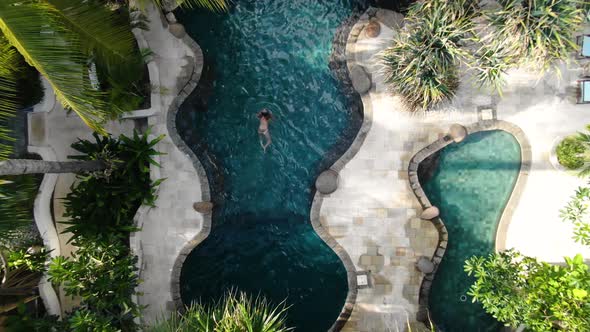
{"left": 0, "top": 0, "right": 141, "bottom": 133}
{"left": 6, "top": 130, "right": 165, "bottom": 331}
{"left": 465, "top": 250, "right": 590, "bottom": 331}
{"left": 0, "top": 175, "right": 42, "bottom": 249}
{"left": 557, "top": 136, "right": 586, "bottom": 170}
{"left": 561, "top": 185, "right": 590, "bottom": 246}
{"left": 148, "top": 291, "right": 291, "bottom": 332}
{"left": 485, "top": 0, "right": 586, "bottom": 73}
{"left": 47, "top": 234, "right": 141, "bottom": 331}
{"left": 381, "top": 0, "right": 477, "bottom": 111}
{"left": 6, "top": 247, "right": 48, "bottom": 272}
{"left": 62, "top": 130, "right": 164, "bottom": 242}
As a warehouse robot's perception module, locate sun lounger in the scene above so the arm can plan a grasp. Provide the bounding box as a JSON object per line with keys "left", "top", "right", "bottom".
{"left": 578, "top": 79, "right": 590, "bottom": 103}
{"left": 577, "top": 35, "right": 590, "bottom": 58}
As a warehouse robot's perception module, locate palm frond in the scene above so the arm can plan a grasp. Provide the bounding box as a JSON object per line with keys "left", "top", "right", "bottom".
{"left": 0, "top": 36, "right": 19, "bottom": 158}
{"left": 43, "top": 0, "right": 137, "bottom": 69}
{"left": 0, "top": 1, "right": 116, "bottom": 134}
{"left": 136, "top": 0, "right": 228, "bottom": 12}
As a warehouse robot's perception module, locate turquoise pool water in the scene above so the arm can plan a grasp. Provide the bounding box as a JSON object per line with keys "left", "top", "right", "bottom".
{"left": 420, "top": 130, "right": 521, "bottom": 331}
{"left": 175, "top": 1, "right": 365, "bottom": 330}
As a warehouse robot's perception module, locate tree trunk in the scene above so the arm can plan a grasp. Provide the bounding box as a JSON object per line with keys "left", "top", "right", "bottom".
{"left": 0, "top": 159, "right": 106, "bottom": 175}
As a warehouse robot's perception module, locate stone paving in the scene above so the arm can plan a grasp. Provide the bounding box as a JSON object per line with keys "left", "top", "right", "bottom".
{"left": 321, "top": 9, "right": 590, "bottom": 332}
{"left": 130, "top": 4, "right": 209, "bottom": 324}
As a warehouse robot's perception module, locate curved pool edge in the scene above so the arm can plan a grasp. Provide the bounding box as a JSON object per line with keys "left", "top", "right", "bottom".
{"left": 164, "top": 29, "right": 213, "bottom": 312}
{"left": 407, "top": 119, "right": 531, "bottom": 322}
{"left": 310, "top": 10, "right": 376, "bottom": 332}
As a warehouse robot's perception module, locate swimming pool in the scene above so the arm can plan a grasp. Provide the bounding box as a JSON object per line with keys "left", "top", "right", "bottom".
{"left": 175, "top": 1, "right": 366, "bottom": 330}
{"left": 420, "top": 130, "right": 521, "bottom": 331}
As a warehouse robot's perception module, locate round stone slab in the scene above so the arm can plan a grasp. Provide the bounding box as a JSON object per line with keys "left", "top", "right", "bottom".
{"left": 420, "top": 206, "right": 439, "bottom": 220}
{"left": 169, "top": 23, "right": 186, "bottom": 38}
{"left": 450, "top": 124, "right": 468, "bottom": 143}
{"left": 416, "top": 256, "right": 435, "bottom": 274}
{"left": 316, "top": 169, "right": 340, "bottom": 195}
{"left": 193, "top": 201, "right": 213, "bottom": 214}
{"left": 349, "top": 65, "right": 372, "bottom": 95}
{"left": 365, "top": 19, "right": 381, "bottom": 38}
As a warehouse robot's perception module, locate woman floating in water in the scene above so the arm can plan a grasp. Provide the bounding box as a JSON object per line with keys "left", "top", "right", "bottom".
{"left": 257, "top": 108, "right": 272, "bottom": 152}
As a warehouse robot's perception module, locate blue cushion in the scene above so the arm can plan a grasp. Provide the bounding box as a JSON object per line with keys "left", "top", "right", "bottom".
{"left": 583, "top": 36, "right": 590, "bottom": 57}
{"left": 583, "top": 81, "right": 590, "bottom": 102}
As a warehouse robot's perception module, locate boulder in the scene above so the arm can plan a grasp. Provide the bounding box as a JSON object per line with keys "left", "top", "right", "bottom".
{"left": 416, "top": 256, "right": 435, "bottom": 274}
{"left": 364, "top": 19, "right": 381, "bottom": 38}
{"left": 316, "top": 169, "right": 339, "bottom": 195}
{"left": 169, "top": 23, "right": 186, "bottom": 38}
{"left": 420, "top": 206, "right": 439, "bottom": 220}
{"left": 193, "top": 201, "right": 213, "bottom": 214}
{"left": 349, "top": 65, "right": 372, "bottom": 95}
{"left": 165, "top": 12, "right": 177, "bottom": 24}
{"left": 375, "top": 9, "right": 404, "bottom": 30}
{"left": 449, "top": 124, "right": 468, "bottom": 143}
{"left": 408, "top": 322, "right": 433, "bottom": 332}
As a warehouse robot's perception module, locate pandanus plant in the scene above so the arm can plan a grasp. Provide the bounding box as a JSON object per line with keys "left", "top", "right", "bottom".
{"left": 381, "top": 0, "right": 478, "bottom": 111}
{"left": 148, "top": 291, "right": 292, "bottom": 332}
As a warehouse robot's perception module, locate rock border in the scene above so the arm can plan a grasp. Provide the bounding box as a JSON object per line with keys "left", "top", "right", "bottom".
{"left": 160, "top": 19, "right": 213, "bottom": 312}
{"left": 309, "top": 9, "right": 377, "bottom": 332}
{"left": 407, "top": 119, "right": 531, "bottom": 323}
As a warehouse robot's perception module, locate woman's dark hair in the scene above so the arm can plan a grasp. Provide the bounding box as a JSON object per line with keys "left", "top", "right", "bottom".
{"left": 258, "top": 108, "right": 272, "bottom": 120}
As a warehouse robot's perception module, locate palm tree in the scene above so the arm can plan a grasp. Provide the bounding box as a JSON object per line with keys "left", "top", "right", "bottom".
{"left": 0, "top": 0, "right": 140, "bottom": 134}
{"left": 148, "top": 291, "right": 292, "bottom": 332}
{"left": 0, "top": 159, "right": 105, "bottom": 176}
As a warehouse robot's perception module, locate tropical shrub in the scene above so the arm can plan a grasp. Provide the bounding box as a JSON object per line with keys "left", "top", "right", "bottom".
{"left": 381, "top": 0, "right": 477, "bottom": 111}
{"left": 62, "top": 130, "right": 164, "bottom": 242}
{"left": 4, "top": 131, "right": 164, "bottom": 331}
{"left": 561, "top": 185, "right": 590, "bottom": 246}
{"left": 148, "top": 291, "right": 291, "bottom": 332}
{"left": 485, "top": 0, "right": 586, "bottom": 73}
{"left": 465, "top": 250, "right": 590, "bottom": 331}
{"left": 557, "top": 136, "right": 586, "bottom": 170}
{"left": 47, "top": 234, "right": 141, "bottom": 331}
{"left": 5, "top": 247, "right": 47, "bottom": 272}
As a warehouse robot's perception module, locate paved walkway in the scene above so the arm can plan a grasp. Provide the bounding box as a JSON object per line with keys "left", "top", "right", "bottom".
{"left": 131, "top": 4, "right": 208, "bottom": 324}
{"left": 322, "top": 9, "right": 590, "bottom": 332}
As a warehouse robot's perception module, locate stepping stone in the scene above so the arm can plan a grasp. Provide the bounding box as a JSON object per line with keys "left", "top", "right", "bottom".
{"left": 420, "top": 206, "right": 439, "bottom": 220}
{"left": 193, "top": 201, "right": 213, "bottom": 214}
{"left": 416, "top": 256, "right": 435, "bottom": 274}
{"left": 169, "top": 23, "right": 186, "bottom": 38}
{"left": 349, "top": 65, "right": 372, "bottom": 95}
{"left": 449, "top": 124, "right": 467, "bottom": 143}
{"left": 316, "top": 169, "right": 339, "bottom": 194}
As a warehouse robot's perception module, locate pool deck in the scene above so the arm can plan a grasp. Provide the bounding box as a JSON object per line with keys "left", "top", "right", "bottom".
{"left": 320, "top": 8, "right": 590, "bottom": 332}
